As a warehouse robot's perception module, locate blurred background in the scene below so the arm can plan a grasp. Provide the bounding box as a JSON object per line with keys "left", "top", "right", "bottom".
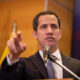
{"left": 0, "top": 0, "right": 80, "bottom": 63}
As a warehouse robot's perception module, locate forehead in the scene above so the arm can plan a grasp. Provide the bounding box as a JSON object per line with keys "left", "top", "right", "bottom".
{"left": 38, "top": 14, "right": 58, "bottom": 24}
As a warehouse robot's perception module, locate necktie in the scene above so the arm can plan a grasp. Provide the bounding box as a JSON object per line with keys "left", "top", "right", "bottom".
{"left": 45, "top": 59, "right": 55, "bottom": 79}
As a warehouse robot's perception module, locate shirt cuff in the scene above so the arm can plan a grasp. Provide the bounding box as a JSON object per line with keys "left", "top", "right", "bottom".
{"left": 7, "top": 55, "right": 19, "bottom": 65}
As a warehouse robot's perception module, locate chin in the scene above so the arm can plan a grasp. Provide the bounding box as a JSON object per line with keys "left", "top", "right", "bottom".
{"left": 44, "top": 43, "right": 55, "bottom": 47}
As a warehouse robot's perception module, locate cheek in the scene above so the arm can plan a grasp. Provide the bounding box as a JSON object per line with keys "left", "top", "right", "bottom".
{"left": 57, "top": 32, "right": 61, "bottom": 40}
{"left": 37, "top": 34, "right": 43, "bottom": 39}
{"left": 37, "top": 32, "right": 45, "bottom": 41}
{"left": 37, "top": 31, "right": 45, "bottom": 37}
{"left": 54, "top": 31, "right": 61, "bottom": 39}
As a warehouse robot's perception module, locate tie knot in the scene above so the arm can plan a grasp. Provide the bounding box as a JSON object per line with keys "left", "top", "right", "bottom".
{"left": 47, "top": 59, "right": 52, "bottom": 64}
{"left": 48, "top": 55, "right": 58, "bottom": 62}
{"left": 43, "top": 53, "right": 58, "bottom": 63}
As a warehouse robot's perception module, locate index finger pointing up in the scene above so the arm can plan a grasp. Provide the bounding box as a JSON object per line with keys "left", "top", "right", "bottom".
{"left": 17, "top": 31, "right": 22, "bottom": 42}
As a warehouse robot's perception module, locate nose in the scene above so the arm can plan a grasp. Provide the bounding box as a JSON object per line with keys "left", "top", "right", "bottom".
{"left": 46, "top": 26, "right": 53, "bottom": 35}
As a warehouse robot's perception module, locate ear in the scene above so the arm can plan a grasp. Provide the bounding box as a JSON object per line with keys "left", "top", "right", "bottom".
{"left": 33, "top": 30, "right": 37, "bottom": 39}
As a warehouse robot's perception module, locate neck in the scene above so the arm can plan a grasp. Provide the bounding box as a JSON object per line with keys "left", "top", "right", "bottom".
{"left": 39, "top": 45, "right": 58, "bottom": 54}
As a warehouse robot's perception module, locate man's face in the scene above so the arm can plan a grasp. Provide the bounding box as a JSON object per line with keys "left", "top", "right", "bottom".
{"left": 33, "top": 14, "right": 61, "bottom": 50}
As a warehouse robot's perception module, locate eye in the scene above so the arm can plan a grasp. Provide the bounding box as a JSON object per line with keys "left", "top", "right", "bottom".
{"left": 51, "top": 24, "right": 58, "bottom": 29}
{"left": 40, "top": 24, "right": 47, "bottom": 29}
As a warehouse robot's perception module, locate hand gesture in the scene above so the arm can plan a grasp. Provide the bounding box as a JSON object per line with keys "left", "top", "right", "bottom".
{"left": 7, "top": 31, "right": 26, "bottom": 61}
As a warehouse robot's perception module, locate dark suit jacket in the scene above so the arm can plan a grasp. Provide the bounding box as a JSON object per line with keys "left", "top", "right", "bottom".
{"left": 1, "top": 51, "right": 80, "bottom": 80}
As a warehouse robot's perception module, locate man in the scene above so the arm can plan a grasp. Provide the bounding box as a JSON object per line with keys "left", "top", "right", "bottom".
{"left": 1, "top": 11, "right": 80, "bottom": 80}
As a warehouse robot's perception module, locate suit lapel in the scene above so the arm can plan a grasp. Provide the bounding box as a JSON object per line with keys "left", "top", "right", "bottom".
{"left": 31, "top": 52, "right": 48, "bottom": 78}
{"left": 61, "top": 53, "right": 71, "bottom": 78}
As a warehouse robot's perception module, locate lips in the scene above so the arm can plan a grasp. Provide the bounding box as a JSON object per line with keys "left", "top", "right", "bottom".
{"left": 45, "top": 37, "right": 54, "bottom": 41}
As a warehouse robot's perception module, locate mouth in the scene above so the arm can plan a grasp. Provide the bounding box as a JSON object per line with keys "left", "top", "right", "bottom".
{"left": 45, "top": 37, "right": 54, "bottom": 41}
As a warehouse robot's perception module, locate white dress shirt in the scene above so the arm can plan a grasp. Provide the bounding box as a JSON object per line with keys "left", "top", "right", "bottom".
{"left": 7, "top": 55, "right": 19, "bottom": 65}
{"left": 39, "top": 49, "right": 63, "bottom": 79}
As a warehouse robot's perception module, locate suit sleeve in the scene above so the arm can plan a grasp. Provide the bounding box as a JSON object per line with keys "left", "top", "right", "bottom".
{"left": 0, "top": 58, "right": 26, "bottom": 80}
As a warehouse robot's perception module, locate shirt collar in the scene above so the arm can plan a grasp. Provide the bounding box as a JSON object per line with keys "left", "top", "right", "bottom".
{"left": 39, "top": 49, "right": 62, "bottom": 61}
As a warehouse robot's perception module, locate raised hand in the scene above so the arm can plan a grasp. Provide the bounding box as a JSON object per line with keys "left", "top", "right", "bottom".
{"left": 7, "top": 31, "right": 26, "bottom": 61}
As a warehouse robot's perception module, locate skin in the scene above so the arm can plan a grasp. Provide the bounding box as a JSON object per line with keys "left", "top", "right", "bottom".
{"left": 7, "top": 14, "right": 61, "bottom": 61}
{"left": 7, "top": 31, "right": 26, "bottom": 61}
{"left": 33, "top": 14, "right": 61, "bottom": 53}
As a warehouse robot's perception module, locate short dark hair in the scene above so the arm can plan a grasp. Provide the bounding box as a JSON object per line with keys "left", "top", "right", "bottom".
{"left": 33, "top": 11, "right": 61, "bottom": 31}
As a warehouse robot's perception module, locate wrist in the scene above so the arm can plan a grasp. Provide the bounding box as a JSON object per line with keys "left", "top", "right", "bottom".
{"left": 7, "top": 55, "right": 19, "bottom": 65}
{"left": 8, "top": 54, "right": 19, "bottom": 62}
